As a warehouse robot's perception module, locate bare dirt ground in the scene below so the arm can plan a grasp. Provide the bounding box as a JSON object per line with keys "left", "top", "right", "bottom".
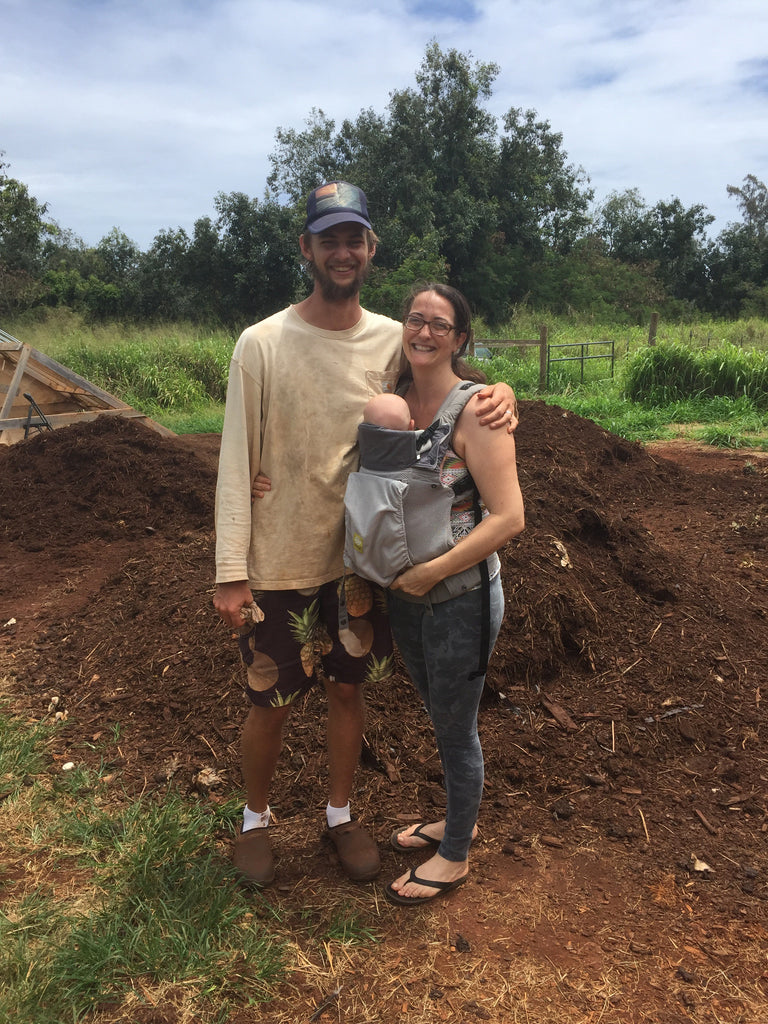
{"left": 1, "top": 404, "right": 767, "bottom": 1024}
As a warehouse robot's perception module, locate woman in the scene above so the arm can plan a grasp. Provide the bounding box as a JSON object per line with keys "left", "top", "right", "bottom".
{"left": 386, "top": 283, "right": 525, "bottom": 906}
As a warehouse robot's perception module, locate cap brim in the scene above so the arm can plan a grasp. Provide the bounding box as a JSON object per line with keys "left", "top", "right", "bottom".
{"left": 306, "top": 211, "right": 372, "bottom": 233}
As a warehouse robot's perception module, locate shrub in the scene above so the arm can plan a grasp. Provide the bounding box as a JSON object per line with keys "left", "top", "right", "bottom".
{"left": 623, "top": 342, "right": 768, "bottom": 408}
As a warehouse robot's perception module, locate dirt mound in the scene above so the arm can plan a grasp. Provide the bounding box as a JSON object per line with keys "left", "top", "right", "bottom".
{"left": 2, "top": 415, "right": 215, "bottom": 550}
{"left": 1, "top": 404, "right": 767, "bottom": 1021}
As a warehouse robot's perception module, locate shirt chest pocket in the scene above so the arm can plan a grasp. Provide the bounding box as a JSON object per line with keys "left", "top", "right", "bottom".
{"left": 365, "top": 370, "right": 400, "bottom": 395}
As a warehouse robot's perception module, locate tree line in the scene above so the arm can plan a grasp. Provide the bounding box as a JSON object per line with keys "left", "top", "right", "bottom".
{"left": 2, "top": 44, "right": 767, "bottom": 329}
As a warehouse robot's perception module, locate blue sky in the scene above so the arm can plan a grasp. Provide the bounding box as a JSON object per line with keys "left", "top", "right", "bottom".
{"left": 2, "top": 0, "right": 767, "bottom": 249}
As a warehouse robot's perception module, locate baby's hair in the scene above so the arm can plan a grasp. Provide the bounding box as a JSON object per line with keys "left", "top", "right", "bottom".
{"left": 363, "top": 392, "right": 411, "bottom": 430}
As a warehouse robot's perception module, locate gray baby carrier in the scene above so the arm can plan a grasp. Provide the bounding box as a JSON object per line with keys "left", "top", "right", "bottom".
{"left": 343, "top": 380, "right": 488, "bottom": 600}
{"left": 342, "top": 380, "right": 494, "bottom": 679}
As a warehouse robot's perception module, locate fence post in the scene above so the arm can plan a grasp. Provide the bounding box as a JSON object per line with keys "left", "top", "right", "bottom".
{"left": 538, "top": 325, "right": 548, "bottom": 391}
{"left": 648, "top": 312, "right": 658, "bottom": 346}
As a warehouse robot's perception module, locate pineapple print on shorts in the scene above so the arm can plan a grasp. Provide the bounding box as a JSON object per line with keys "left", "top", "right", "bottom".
{"left": 337, "top": 574, "right": 375, "bottom": 657}
{"left": 238, "top": 589, "right": 282, "bottom": 697}
{"left": 288, "top": 599, "right": 334, "bottom": 677}
{"left": 364, "top": 652, "right": 395, "bottom": 685}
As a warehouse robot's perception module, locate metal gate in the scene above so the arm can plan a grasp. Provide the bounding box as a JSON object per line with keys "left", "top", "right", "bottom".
{"left": 546, "top": 339, "right": 615, "bottom": 388}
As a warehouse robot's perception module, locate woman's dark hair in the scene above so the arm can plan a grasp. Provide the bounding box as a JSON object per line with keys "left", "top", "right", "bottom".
{"left": 403, "top": 283, "right": 486, "bottom": 384}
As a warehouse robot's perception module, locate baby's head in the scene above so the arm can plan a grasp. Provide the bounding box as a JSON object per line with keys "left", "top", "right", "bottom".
{"left": 363, "top": 393, "right": 413, "bottom": 431}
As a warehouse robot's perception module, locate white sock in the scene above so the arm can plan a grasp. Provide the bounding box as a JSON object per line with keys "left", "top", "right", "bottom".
{"left": 326, "top": 801, "right": 351, "bottom": 828}
{"left": 243, "top": 804, "right": 270, "bottom": 832}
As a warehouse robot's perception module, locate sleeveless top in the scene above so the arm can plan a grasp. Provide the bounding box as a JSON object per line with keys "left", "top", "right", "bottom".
{"left": 441, "top": 447, "right": 501, "bottom": 581}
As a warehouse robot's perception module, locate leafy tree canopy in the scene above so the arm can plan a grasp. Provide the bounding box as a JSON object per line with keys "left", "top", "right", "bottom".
{"left": 727, "top": 173, "right": 768, "bottom": 241}
{"left": 2, "top": 55, "right": 767, "bottom": 325}
{"left": 0, "top": 155, "right": 58, "bottom": 274}
{"left": 266, "top": 41, "right": 593, "bottom": 321}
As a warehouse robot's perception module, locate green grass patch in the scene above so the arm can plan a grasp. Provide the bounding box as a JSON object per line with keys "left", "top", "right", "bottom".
{"left": 693, "top": 425, "right": 765, "bottom": 449}
{"left": 0, "top": 708, "right": 288, "bottom": 1023}
{"left": 43, "top": 798, "right": 283, "bottom": 1020}
{"left": 0, "top": 698, "right": 54, "bottom": 797}
{"left": 323, "top": 908, "right": 378, "bottom": 945}
{"left": 0, "top": 706, "right": 386, "bottom": 1023}
{"left": 145, "top": 400, "right": 226, "bottom": 434}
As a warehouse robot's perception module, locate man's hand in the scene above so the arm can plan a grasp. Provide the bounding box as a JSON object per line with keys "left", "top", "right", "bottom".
{"left": 213, "top": 580, "right": 254, "bottom": 629}
{"left": 251, "top": 472, "right": 272, "bottom": 503}
{"left": 475, "top": 381, "right": 518, "bottom": 432}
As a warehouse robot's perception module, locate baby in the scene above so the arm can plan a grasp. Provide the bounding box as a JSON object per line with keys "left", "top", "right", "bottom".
{"left": 362, "top": 392, "right": 414, "bottom": 431}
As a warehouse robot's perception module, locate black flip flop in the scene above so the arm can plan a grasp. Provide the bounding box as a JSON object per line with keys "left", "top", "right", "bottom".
{"left": 384, "top": 867, "right": 468, "bottom": 906}
{"left": 390, "top": 823, "right": 441, "bottom": 853}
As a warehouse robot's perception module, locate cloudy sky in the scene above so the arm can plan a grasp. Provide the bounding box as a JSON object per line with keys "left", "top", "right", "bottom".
{"left": 3, "top": 0, "right": 767, "bottom": 250}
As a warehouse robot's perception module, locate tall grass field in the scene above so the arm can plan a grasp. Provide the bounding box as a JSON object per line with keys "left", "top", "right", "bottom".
{"left": 8, "top": 308, "right": 768, "bottom": 447}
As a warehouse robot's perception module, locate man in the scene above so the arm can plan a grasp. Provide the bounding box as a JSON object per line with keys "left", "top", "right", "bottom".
{"left": 213, "top": 181, "right": 516, "bottom": 888}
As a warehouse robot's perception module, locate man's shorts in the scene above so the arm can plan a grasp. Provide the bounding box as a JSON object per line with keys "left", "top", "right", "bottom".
{"left": 237, "top": 575, "right": 395, "bottom": 709}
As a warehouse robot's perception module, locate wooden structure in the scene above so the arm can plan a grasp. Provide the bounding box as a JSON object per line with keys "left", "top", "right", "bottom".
{"left": 0, "top": 330, "right": 175, "bottom": 446}
{"left": 470, "top": 325, "right": 548, "bottom": 390}
{"left": 648, "top": 311, "right": 659, "bottom": 346}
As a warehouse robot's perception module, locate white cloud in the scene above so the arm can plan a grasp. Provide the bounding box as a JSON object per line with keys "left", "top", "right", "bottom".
{"left": 2, "top": 0, "right": 766, "bottom": 247}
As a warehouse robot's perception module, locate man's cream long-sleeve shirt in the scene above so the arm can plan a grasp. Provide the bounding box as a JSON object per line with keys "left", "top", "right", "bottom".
{"left": 215, "top": 305, "right": 401, "bottom": 590}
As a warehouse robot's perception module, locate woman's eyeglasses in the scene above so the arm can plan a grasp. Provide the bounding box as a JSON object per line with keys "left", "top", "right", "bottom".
{"left": 403, "top": 314, "right": 455, "bottom": 337}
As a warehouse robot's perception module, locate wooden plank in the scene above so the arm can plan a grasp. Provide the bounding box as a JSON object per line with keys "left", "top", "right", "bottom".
{"left": 475, "top": 339, "right": 542, "bottom": 349}
{"left": 7, "top": 345, "right": 130, "bottom": 409}
{"left": 1, "top": 377, "right": 93, "bottom": 412}
{"left": 539, "top": 324, "right": 548, "bottom": 390}
{"left": 471, "top": 325, "right": 548, "bottom": 390}
{"left": 0, "top": 344, "right": 32, "bottom": 418}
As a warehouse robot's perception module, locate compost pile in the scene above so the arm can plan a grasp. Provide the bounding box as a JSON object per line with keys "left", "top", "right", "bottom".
{"left": 1, "top": 405, "right": 766, "bottom": 928}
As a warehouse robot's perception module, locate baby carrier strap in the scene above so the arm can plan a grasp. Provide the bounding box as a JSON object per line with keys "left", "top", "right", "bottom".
{"left": 399, "top": 379, "right": 484, "bottom": 468}
{"left": 437, "top": 383, "right": 493, "bottom": 679}
{"left": 469, "top": 489, "right": 491, "bottom": 680}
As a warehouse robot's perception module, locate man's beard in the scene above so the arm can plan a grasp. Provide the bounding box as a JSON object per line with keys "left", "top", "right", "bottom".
{"left": 309, "top": 260, "right": 371, "bottom": 301}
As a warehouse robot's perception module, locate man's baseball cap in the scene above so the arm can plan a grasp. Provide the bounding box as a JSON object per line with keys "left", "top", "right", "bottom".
{"left": 304, "top": 181, "right": 372, "bottom": 233}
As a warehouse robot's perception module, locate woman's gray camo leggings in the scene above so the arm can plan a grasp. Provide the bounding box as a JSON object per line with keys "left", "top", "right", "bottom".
{"left": 387, "top": 573, "right": 504, "bottom": 862}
